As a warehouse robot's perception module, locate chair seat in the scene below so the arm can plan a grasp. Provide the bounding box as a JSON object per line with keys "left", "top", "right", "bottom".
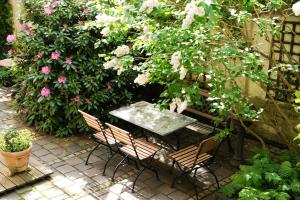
{"left": 94, "top": 129, "right": 117, "bottom": 145}
{"left": 170, "top": 145, "right": 212, "bottom": 169}
{"left": 120, "top": 138, "right": 160, "bottom": 160}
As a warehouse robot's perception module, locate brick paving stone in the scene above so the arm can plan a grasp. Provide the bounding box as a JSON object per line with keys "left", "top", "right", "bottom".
{"left": 92, "top": 174, "right": 110, "bottom": 184}
{"left": 51, "top": 194, "right": 72, "bottom": 200}
{"left": 53, "top": 177, "right": 74, "bottom": 188}
{"left": 138, "top": 187, "right": 158, "bottom": 199}
{"left": 65, "top": 157, "right": 84, "bottom": 166}
{"left": 151, "top": 193, "right": 172, "bottom": 200}
{"left": 157, "top": 184, "right": 177, "bottom": 195}
{"left": 35, "top": 180, "right": 54, "bottom": 191}
{"left": 101, "top": 191, "right": 120, "bottom": 200}
{"left": 83, "top": 167, "right": 102, "bottom": 177}
{"left": 74, "top": 162, "right": 93, "bottom": 171}
{"left": 32, "top": 148, "right": 50, "bottom": 157}
{"left": 21, "top": 190, "right": 44, "bottom": 200}
{"left": 40, "top": 153, "right": 57, "bottom": 162}
{"left": 42, "top": 187, "right": 65, "bottom": 199}
{"left": 43, "top": 143, "right": 60, "bottom": 150}
{"left": 56, "top": 164, "right": 77, "bottom": 174}
{"left": 49, "top": 147, "right": 68, "bottom": 156}
{"left": 120, "top": 191, "right": 141, "bottom": 200}
{"left": 65, "top": 170, "right": 85, "bottom": 180}
{"left": 168, "top": 190, "right": 191, "bottom": 200}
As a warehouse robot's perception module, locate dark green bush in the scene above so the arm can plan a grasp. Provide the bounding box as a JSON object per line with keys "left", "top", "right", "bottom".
{"left": 0, "top": 68, "right": 15, "bottom": 87}
{"left": 220, "top": 150, "right": 300, "bottom": 199}
{"left": 0, "top": 0, "right": 13, "bottom": 59}
{"left": 13, "top": 0, "right": 138, "bottom": 136}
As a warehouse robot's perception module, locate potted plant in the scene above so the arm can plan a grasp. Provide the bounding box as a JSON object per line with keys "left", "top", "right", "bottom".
{"left": 0, "top": 129, "right": 32, "bottom": 176}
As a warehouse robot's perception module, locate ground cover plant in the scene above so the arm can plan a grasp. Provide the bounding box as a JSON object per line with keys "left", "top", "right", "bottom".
{"left": 220, "top": 150, "right": 300, "bottom": 199}
{"left": 12, "top": 0, "right": 137, "bottom": 136}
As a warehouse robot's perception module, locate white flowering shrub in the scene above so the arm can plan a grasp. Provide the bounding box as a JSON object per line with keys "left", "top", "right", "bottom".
{"left": 87, "top": 0, "right": 293, "bottom": 121}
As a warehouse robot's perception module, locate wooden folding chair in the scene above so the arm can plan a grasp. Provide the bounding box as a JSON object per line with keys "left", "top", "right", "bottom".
{"left": 105, "top": 123, "right": 161, "bottom": 192}
{"left": 169, "top": 137, "right": 221, "bottom": 200}
{"left": 78, "top": 110, "right": 118, "bottom": 175}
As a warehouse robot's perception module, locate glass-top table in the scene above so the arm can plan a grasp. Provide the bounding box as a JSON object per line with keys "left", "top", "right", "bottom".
{"left": 109, "top": 101, "right": 197, "bottom": 136}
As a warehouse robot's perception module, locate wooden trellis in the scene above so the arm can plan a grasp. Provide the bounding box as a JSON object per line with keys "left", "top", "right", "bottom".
{"left": 268, "top": 20, "right": 300, "bottom": 102}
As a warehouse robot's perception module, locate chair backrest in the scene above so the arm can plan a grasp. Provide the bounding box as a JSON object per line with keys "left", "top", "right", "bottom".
{"left": 78, "top": 110, "right": 105, "bottom": 132}
{"left": 192, "top": 137, "right": 221, "bottom": 167}
{"left": 105, "top": 123, "right": 133, "bottom": 145}
{"left": 105, "top": 123, "right": 142, "bottom": 160}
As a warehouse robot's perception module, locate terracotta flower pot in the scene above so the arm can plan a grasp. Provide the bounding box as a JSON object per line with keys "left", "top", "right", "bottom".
{"left": 0, "top": 144, "right": 32, "bottom": 176}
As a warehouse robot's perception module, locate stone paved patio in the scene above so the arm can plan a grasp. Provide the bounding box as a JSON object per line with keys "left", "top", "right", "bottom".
{"left": 0, "top": 87, "right": 282, "bottom": 200}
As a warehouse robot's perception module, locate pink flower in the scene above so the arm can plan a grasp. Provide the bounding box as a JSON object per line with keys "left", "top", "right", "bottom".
{"left": 37, "top": 51, "right": 44, "bottom": 58}
{"left": 74, "top": 95, "right": 80, "bottom": 102}
{"left": 20, "top": 108, "right": 29, "bottom": 114}
{"left": 25, "top": 89, "right": 30, "bottom": 96}
{"left": 21, "top": 23, "right": 29, "bottom": 30}
{"left": 63, "top": 24, "right": 69, "bottom": 28}
{"left": 51, "top": 51, "right": 60, "bottom": 60}
{"left": 41, "top": 87, "right": 51, "bottom": 97}
{"left": 53, "top": 0, "right": 59, "bottom": 5}
{"left": 84, "top": 8, "right": 90, "bottom": 14}
{"left": 6, "top": 34, "right": 16, "bottom": 43}
{"left": 44, "top": 7, "right": 55, "bottom": 15}
{"left": 7, "top": 49, "right": 14, "bottom": 55}
{"left": 41, "top": 66, "right": 51, "bottom": 75}
{"left": 77, "top": 21, "right": 83, "bottom": 25}
{"left": 58, "top": 76, "right": 67, "bottom": 84}
{"left": 85, "top": 98, "right": 91, "bottom": 104}
{"left": 26, "top": 28, "right": 33, "bottom": 35}
{"left": 65, "top": 57, "right": 72, "bottom": 65}
{"left": 106, "top": 82, "right": 112, "bottom": 89}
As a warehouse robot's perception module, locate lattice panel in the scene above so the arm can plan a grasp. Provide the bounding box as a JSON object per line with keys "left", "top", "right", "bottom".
{"left": 268, "top": 20, "right": 300, "bottom": 102}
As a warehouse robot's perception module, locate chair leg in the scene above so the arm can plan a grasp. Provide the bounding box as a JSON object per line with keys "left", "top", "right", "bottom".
{"left": 86, "top": 143, "right": 100, "bottom": 165}
{"left": 112, "top": 155, "right": 128, "bottom": 182}
{"left": 103, "top": 150, "right": 116, "bottom": 176}
{"left": 132, "top": 167, "right": 146, "bottom": 193}
{"left": 170, "top": 160, "right": 176, "bottom": 174}
{"left": 192, "top": 176, "right": 199, "bottom": 200}
{"left": 171, "top": 171, "right": 186, "bottom": 188}
{"left": 205, "top": 165, "right": 219, "bottom": 188}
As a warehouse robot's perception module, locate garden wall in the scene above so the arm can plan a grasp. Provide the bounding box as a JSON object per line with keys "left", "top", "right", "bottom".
{"left": 244, "top": 16, "right": 300, "bottom": 145}
{"left": 8, "top": 0, "right": 21, "bottom": 32}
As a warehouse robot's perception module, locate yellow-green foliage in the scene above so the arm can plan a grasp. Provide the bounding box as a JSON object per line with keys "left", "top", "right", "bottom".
{"left": 0, "top": 129, "right": 31, "bottom": 152}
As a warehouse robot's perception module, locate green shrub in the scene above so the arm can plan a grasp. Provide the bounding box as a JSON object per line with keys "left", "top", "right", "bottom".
{"left": 13, "top": 0, "right": 137, "bottom": 136}
{"left": 220, "top": 150, "right": 300, "bottom": 199}
{"left": 0, "top": 129, "right": 31, "bottom": 152}
{"left": 0, "top": 0, "right": 13, "bottom": 59}
{"left": 0, "top": 68, "right": 15, "bottom": 87}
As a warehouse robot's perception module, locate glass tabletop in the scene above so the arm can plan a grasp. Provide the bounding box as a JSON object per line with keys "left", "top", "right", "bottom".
{"left": 109, "top": 101, "right": 197, "bottom": 136}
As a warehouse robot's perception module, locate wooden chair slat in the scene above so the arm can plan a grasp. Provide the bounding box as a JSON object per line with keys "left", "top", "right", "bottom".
{"left": 169, "top": 145, "right": 197, "bottom": 158}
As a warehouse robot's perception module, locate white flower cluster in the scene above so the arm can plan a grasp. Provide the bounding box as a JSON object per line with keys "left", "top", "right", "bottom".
{"left": 101, "top": 27, "right": 110, "bottom": 37}
{"left": 114, "top": 45, "right": 130, "bottom": 57}
{"left": 170, "top": 51, "right": 188, "bottom": 80}
{"left": 134, "top": 73, "right": 150, "bottom": 85}
{"left": 293, "top": 1, "right": 300, "bottom": 16}
{"left": 170, "top": 51, "right": 181, "bottom": 70}
{"left": 103, "top": 58, "right": 121, "bottom": 70}
{"left": 96, "top": 14, "right": 117, "bottom": 25}
{"left": 182, "top": 0, "right": 205, "bottom": 29}
{"left": 169, "top": 98, "right": 188, "bottom": 113}
{"left": 103, "top": 58, "right": 125, "bottom": 75}
{"left": 139, "top": 0, "right": 159, "bottom": 13}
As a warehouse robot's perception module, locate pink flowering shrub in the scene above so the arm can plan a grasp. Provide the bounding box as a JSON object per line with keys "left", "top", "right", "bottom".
{"left": 14, "top": 0, "right": 136, "bottom": 136}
